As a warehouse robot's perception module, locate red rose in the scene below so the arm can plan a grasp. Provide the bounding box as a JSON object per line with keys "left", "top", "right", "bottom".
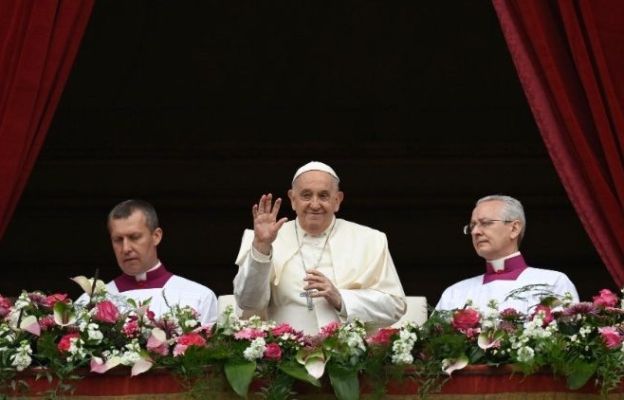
{"left": 263, "top": 343, "right": 282, "bottom": 361}
{"left": 58, "top": 332, "right": 80, "bottom": 353}
{"left": 593, "top": 289, "right": 619, "bottom": 308}
{"left": 452, "top": 308, "right": 481, "bottom": 333}
{"left": 94, "top": 300, "right": 120, "bottom": 324}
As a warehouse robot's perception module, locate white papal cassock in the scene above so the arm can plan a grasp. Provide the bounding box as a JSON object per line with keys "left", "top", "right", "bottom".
{"left": 234, "top": 218, "right": 406, "bottom": 334}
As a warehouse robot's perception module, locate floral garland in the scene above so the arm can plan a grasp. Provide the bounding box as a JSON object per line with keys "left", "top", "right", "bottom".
{"left": 1, "top": 278, "right": 624, "bottom": 400}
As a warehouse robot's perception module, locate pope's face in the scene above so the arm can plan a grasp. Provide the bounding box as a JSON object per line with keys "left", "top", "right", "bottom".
{"left": 109, "top": 210, "right": 162, "bottom": 276}
{"left": 469, "top": 200, "right": 520, "bottom": 260}
{"left": 288, "top": 171, "right": 344, "bottom": 235}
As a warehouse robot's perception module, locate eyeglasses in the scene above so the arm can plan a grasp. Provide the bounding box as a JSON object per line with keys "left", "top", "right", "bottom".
{"left": 463, "top": 219, "right": 514, "bottom": 235}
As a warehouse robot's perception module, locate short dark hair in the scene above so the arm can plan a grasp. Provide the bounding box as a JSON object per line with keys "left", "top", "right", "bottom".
{"left": 108, "top": 199, "right": 159, "bottom": 231}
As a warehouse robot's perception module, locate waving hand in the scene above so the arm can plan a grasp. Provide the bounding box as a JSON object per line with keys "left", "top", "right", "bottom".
{"left": 252, "top": 193, "right": 288, "bottom": 255}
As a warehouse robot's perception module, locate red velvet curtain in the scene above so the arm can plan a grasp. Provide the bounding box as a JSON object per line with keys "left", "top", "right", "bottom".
{"left": 493, "top": 0, "right": 624, "bottom": 286}
{"left": 0, "top": 0, "right": 94, "bottom": 238}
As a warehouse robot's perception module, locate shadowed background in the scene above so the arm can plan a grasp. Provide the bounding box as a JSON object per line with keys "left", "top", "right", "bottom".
{"left": 0, "top": 1, "right": 613, "bottom": 304}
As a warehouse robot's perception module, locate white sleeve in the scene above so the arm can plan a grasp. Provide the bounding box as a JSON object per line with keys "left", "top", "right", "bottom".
{"left": 199, "top": 289, "right": 219, "bottom": 326}
{"left": 554, "top": 273, "right": 579, "bottom": 303}
{"left": 233, "top": 230, "right": 272, "bottom": 310}
{"left": 340, "top": 288, "right": 405, "bottom": 327}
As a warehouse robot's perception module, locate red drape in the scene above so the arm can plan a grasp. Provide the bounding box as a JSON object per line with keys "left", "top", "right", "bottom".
{"left": 492, "top": 0, "right": 624, "bottom": 286}
{"left": 0, "top": 0, "right": 94, "bottom": 238}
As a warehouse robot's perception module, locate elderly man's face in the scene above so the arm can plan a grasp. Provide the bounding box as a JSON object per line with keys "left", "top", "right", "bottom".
{"left": 469, "top": 200, "right": 520, "bottom": 260}
{"left": 288, "top": 170, "right": 344, "bottom": 235}
{"left": 109, "top": 210, "right": 162, "bottom": 276}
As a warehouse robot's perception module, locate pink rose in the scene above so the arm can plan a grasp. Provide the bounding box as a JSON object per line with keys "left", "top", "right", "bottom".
{"left": 367, "top": 328, "right": 399, "bottom": 345}
{"left": 599, "top": 326, "right": 623, "bottom": 349}
{"left": 0, "top": 295, "right": 12, "bottom": 318}
{"left": 452, "top": 308, "right": 481, "bottom": 333}
{"left": 94, "top": 300, "right": 120, "bottom": 324}
{"left": 531, "top": 305, "right": 553, "bottom": 326}
{"left": 593, "top": 289, "right": 619, "bottom": 308}
{"left": 263, "top": 343, "right": 282, "bottom": 361}
{"left": 58, "top": 332, "right": 80, "bottom": 353}
{"left": 173, "top": 332, "right": 206, "bottom": 356}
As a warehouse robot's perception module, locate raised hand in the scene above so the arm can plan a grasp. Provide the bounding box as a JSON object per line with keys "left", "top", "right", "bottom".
{"left": 252, "top": 193, "right": 288, "bottom": 255}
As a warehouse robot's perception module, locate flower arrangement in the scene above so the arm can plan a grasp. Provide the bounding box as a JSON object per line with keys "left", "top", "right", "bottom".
{"left": 2, "top": 279, "right": 624, "bottom": 400}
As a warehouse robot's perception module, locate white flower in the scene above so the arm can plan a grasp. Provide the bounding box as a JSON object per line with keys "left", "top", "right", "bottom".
{"left": 391, "top": 328, "right": 417, "bottom": 365}
{"left": 13, "top": 292, "right": 31, "bottom": 310}
{"left": 10, "top": 340, "right": 33, "bottom": 371}
{"left": 243, "top": 337, "right": 266, "bottom": 361}
{"left": 88, "top": 327, "right": 104, "bottom": 344}
{"left": 184, "top": 319, "right": 198, "bottom": 328}
{"left": 516, "top": 346, "right": 535, "bottom": 363}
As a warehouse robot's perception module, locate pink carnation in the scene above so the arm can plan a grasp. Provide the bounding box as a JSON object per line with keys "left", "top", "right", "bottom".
{"left": 368, "top": 328, "right": 399, "bottom": 345}
{"left": 263, "top": 343, "right": 282, "bottom": 361}
{"left": 43, "top": 293, "right": 69, "bottom": 308}
{"left": 38, "top": 315, "right": 56, "bottom": 331}
{"left": 58, "top": 332, "right": 80, "bottom": 353}
{"left": 272, "top": 323, "right": 296, "bottom": 336}
{"left": 531, "top": 305, "right": 553, "bottom": 326}
{"left": 599, "top": 326, "right": 623, "bottom": 349}
{"left": 0, "top": 295, "right": 12, "bottom": 318}
{"left": 593, "top": 289, "right": 619, "bottom": 308}
{"left": 94, "top": 300, "right": 120, "bottom": 324}
{"left": 234, "top": 327, "right": 266, "bottom": 340}
{"left": 122, "top": 319, "right": 140, "bottom": 338}
{"left": 320, "top": 321, "right": 340, "bottom": 337}
{"left": 500, "top": 308, "right": 522, "bottom": 320}
{"left": 452, "top": 308, "right": 481, "bottom": 334}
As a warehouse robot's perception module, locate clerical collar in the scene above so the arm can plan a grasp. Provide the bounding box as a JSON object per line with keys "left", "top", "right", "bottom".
{"left": 483, "top": 252, "right": 527, "bottom": 284}
{"left": 114, "top": 262, "right": 173, "bottom": 292}
{"left": 295, "top": 217, "right": 337, "bottom": 241}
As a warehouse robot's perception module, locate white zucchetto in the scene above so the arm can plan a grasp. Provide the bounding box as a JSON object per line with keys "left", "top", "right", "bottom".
{"left": 292, "top": 161, "right": 340, "bottom": 184}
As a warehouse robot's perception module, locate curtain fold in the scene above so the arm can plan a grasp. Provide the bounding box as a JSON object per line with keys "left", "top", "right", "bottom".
{"left": 0, "top": 0, "right": 94, "bottom": 238}
{"left": 492, "top": 0, "right": 624, "bottom": 285}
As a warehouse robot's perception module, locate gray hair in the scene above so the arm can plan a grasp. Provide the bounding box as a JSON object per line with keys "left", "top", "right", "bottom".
{"left": 108, "top": 199, "right": 159, "bottom": 232}
{"left": 476, "top": 194, "right": 526, "bottom": 243}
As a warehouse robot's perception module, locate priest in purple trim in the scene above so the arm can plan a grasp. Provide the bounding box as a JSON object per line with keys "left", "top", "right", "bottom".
{"left": 85, "top": 199, "right": 218, "bottom": 325}
{"left": 435, "top": 195, "right": 579, "bottom": 313}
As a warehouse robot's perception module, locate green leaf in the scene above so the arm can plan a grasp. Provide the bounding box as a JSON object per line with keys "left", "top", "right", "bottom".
{"left": 566, "top": 360, "right": 597, "bottom": 390}
{"left": 224, "top": 360, "right": 256, "bottom": 398}
{"left": 328, "top": 364, "right": 359, "bottom": 400}
{"left": 278, "top": 361, "right": 321, "bottom": 387}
